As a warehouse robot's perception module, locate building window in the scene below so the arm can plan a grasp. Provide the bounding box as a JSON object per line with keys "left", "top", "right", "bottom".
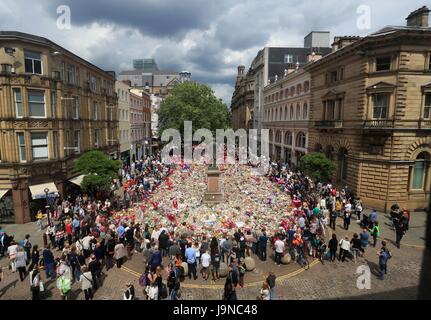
{"left": 339, "top": 148, "right": 348, "bottom": 181}
{"left": 375, "top": 56, "right": 391, "bottom": 71}
{"left": 324, "top": 100, "right": 336, "bottom": 120}
{"left": 17, "top": 133, "right": 26, "bottom": 162}
{"left": 31, "top": 132, "right": 49, "bottom": 161}
{"left": 284, "top": 54, "right": 293, "bottom": 63}
{"left": 424, "top": 93, "right": 431, "bottom": 119}
{"left": 53, "top": 131, "right": 58, "bottom": 160}
{"left": 13, "top": 88, "right": 23, "bottom": 118}
{"left": 90, "top": 76, "right": 97, "bottom": 92}
{"left": 94, "top": 129, "right": 100, "bottom": 148}
{"left": 28, "top": 90, "right": 46, "bottom": 118}
{"left": 72, "top": 96, "right": 79, "bottom": 119}
{"left": 296, "top": 132, "right": 306, "bottom": 149}
{"left": 296, "top": 104, "right": 301, "bottom": 119}
{"left": 51, "top": 91, "right": 56, "bottom": 118}
{"left": 24, "top": 50, "right": 42, "bottom": 74}
{"left": 411, "top": 152, "right": 430, "bottom": 190}
{"left": 66, "top": 65, "right": 76, "bottom": 84}
{"left": 372, "top": 93, "right": 389, "bottom": 119}
{"left": 290, "top": 105, "right": 294, "bottom": 119}
{"left": 93, "top": 101, "right": 98, "bottom": 120}
{"left": 284, "top": 132, "right": 292, "bottom": 146}
{"left": 330, "top": 71, "right": 338, "bottom": 83}
{"left": 74, "top": 130, "right": 81, "bottom": 154}
{"left": 303, "top": 103, "right": 308, "bottom": 119}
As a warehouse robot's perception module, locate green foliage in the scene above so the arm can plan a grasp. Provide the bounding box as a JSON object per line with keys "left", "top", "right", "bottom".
{"left": 158, "top": 81, "right": 231, "bottom": 137}
{"left": 74, "top": 150, "right": 121, "bottom": 193}
{"left": 299, "top": 152, "right": 336, "bottom": 182}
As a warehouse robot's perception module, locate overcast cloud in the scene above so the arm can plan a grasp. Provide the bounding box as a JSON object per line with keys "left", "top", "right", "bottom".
{"left": 0, "top": 0, "right": 427, "bottom": 104}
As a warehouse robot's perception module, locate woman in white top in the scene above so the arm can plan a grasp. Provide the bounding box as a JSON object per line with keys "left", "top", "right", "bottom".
{"left": 79, "top": 266, "right": 93, "bottom": 300}
{"left": 339, "top": 236, "right": 351, "bottom": 262}
{"left": 7, "top": 241, "right": 19, "bottom": 272}
{"left": 147, "top": 282, "right": 158, "bottom": 300}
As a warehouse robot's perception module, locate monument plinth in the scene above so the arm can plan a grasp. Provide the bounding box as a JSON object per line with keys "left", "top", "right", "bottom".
{"left": 203, "top": 166, "right": 224, "bottom": 204}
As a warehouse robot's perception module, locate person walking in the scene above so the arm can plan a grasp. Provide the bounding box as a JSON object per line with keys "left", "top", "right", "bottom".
{"left": 377, "top": 241, "right": 391, "bottom": 280}
{"left": 360, "top": 228, "right": 369, "bottom": 251}
{"left": 29, "top": 265, "right": 41, "bottom": 300}
{"left": 328, "top": 234, "right": 338, "bottom": 262}
{"left": 79, "top": 266, "right": 94, "bottom": 300}
{"left": 369, "top": 222, "right": 381, "bottom": 248}
{"left": 15, "top": 247, "right": 27, "bottom": 282}
{"left": 266, "top": 272, "right": 276, "bottom": 300}
{"left": 394, "top": 219, "right": 405, "bottom": 249}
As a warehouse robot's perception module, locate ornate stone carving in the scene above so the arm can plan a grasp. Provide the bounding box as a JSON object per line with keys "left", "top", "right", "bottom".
{"left": 13, "top": 121, "right": 25, "bottom": 128}
{"left": 29, "top": 120, "right": 49, "bottom": 128}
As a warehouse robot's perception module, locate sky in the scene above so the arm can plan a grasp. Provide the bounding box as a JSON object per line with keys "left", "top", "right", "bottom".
{"left": 0, "top": 0, "right": 428, "bottom": 105}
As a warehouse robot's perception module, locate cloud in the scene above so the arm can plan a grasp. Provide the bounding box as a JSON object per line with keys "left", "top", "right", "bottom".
{"left": 0, "top": 0, "right": 428, "bottom": 106}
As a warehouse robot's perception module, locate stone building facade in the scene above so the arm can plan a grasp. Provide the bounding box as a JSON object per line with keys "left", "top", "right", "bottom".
{"left": 0, "top": 31, "right": 119, "bottom": 223}
{"left": 231, "top": 65, "right": 254, "bottom": 131}
{"left": 305, "top": 7, "right": 431, "bottom": 212}
{"left": 262, "top": 68, "right": 311, "bottom": 167}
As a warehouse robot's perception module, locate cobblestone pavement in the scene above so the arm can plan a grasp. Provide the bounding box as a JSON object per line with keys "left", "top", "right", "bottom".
{"left": 0, "top": 209, "right": 426, "bottom": 300}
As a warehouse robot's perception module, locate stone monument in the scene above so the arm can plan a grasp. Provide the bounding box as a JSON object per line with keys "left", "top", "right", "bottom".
{"left": 203, "top": 165, "right": 224, "bottom": 204}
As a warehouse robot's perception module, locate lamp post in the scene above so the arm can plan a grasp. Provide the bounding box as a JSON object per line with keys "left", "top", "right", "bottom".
{"left": 44, "top": 187, "right": 51, "bottom": 226}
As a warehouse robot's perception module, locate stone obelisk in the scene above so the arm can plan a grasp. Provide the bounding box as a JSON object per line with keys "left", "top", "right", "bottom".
{"left": 203, "top": 143, "right": 224, "bottom": 204}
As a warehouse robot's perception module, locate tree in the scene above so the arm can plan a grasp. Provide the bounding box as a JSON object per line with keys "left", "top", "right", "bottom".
{"left": 74, "top": 150, "right": 121, "bottom": 194}
{"left": 299, "top": 152, "right": 336, "bottom": 182}
{"left": 158, "top": 81, "right": 231, "bottom": 137}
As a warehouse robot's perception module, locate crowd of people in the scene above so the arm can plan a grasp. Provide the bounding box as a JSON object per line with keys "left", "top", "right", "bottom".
{"left": 0, "top": 153, "right": 411, "bottom": 300}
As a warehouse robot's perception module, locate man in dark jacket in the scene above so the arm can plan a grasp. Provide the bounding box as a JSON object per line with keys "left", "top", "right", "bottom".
{"left": 258, "top": 232, "right": 269, "bottom": 261}
{"left": 158, "top": 230, "right": 170, "bottom": 257}
{"left": 42, "top": 246, "right": 55, "bottom": 279}
{"left": 88, "top": 254, "right": 102, "bottom": 290}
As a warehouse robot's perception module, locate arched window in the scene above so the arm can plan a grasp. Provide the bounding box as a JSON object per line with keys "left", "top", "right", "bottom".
{"left": 290, "top": 105, "right": 294, "bottom": 119}
{"left": 276, "top": 92, "right": 279, "bottom": 101}
{"left": 285, "top": 89, "right": 289, "bottom": 97}
{"left": 291, "top": 86, "right": 295, "bottom": 96}
{"left": 296, "top": 104, "right": 301, "bottom": 119}
{"left": 297, "top": 84, "right": 302, "bottom": 94}
{"left": 296, "top": 132, "right": 306, "bottom": 149}
{"left": 275, "top": 109, "right": 278, "bottom": 121}
{"left": 284, "top": 132, "right": 293, "bottom": 146}
{"left": 279, "top": 107, "right": 283, "bottom": 120}
{"left": 275, "top": 131, "right": 282, "bottom": 144}
{"left": 269, "top": 130, "right": 274, "bottom": 142}
{"left": 280, "top": 90, "right": 283, "bottom": 99}
{"left": 303, "top": 103, "right": 308, "bottom": 119}
{"left": 304, "top": 81, "right": 310, "bottom": 92}
{"left": 284, "top": 106, "right": 288, "bottom": 120}
{"left": 411, "top": 152, "right": 430, "bottom": 190}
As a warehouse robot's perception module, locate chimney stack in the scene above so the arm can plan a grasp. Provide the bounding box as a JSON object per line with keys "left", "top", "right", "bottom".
{"left": 406, "top": 6, "right": 430, "bottom": 27}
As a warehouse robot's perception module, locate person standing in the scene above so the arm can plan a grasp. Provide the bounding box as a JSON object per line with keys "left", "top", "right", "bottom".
{"left": 23, "top": 234, "right": 32, "bottom": 264}
{"left": 328, "top": 234, "right": 338, "bottom": 262}
{"left": 123, "top": 283, "right": 135, "bottom": 300}
{"left": 114, "top": 240, "right": 127, "bottom": 269}
{"left": 258, "top": 231, "right": 269, "bottom": 261}
{"left": 274, "top": 237, "right": 285, "bottom": 266}
{"left": 79, "top": 266, "right": 94, "bottom": 300}
{"left": 88, "top": 254, "right": 102, "bottom": 290}
{"left": 201, "top": 250, "right": 211, "bottom": 281}
{"left": 211, "top": 247, "right": 221, "bottom": 281}
{"left": 266, "top": 272, "right": 276, "bottom": 300}
{"left": 343, "top": 209, "right": 351, "bottom": 230}
{"left": 36, "top": 210, "right": 44, "bottom": 231}
{"left": 185, "top": 243, "right": 197, "bottom": 280}
{"left": 360, "top": 228, "right": 369, "bottom": 251}
{"left": 394, "top": 219, "right": 405, "bottom": 249}
{"left": 259, "top": 282, "right": 270, "bottom": 300}
{"left": 7, "top": 240, "right": 18, "bottom": 273}
{"left": 42, "top": 246, "right": 55, "bottom": 280}
{"left": 338, "top": 236, "right": 351, "bottom": 262}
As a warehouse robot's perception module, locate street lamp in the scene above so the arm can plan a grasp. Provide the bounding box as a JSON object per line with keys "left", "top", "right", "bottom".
{"left": 44, "top": 187, "right": 51, "bottom": 226}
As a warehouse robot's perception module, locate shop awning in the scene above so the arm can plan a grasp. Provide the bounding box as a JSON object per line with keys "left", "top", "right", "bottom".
{"left": 29, "top": 182, "right": 59, "bottom": 200}
{"left": 0, "top": 189, "right": 10, "bottom": 199}
{"left": 69, "top": 175, "right": 85, "bottom": 186}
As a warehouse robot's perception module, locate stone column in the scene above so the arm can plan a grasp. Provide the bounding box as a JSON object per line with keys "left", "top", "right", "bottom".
{"left": 11, "top": 178, "right": 31, "bottom": 224}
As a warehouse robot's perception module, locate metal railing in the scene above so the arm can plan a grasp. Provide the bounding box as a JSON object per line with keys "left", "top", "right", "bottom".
{"left": 315, "top": 120, "right": 343, "bottom": 128}
{"left": 363, "top": 119, "right": 395, "bottom": 128}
